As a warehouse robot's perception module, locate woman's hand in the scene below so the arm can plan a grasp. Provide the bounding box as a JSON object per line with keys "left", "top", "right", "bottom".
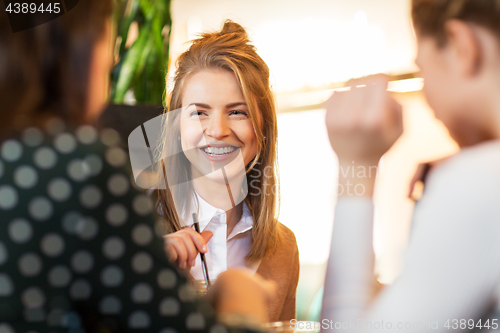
{"left": 325, "top": 74, "right": 403, "bottom": 196}
{"left": 208, "top": 269, "right": 276, "bottom": 325}
{"left": 164, "top": 228, "right": 213, "bottom": 269}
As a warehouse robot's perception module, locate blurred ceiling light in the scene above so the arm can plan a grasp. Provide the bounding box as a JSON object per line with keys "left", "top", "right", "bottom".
{"left": 253, "top": 16, "right": 387, "bottom": 92}
{"left": 276, "top": 76, "right": 423, "bottom": 112}
{"left": 387, "top": 78, "right": 423, "bottom": 93}
{"left": 354, "top": 10, "right": 368, "bottom": 27}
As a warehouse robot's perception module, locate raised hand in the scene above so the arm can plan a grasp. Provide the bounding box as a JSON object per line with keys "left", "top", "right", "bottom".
{"left": 164, "top": 227, "right": 213, "bottom": 269}
{"left": 325, "top": 74, "right": 403, "bottom": 196}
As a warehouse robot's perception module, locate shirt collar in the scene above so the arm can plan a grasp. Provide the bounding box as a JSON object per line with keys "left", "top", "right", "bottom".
{"left": 183, "top": 191, "right": 253, "bottom": 240}
{"left": 227, "top": 201, "right": 253, "bottom": 240}
{"left": 180, "top": 192, "right": 222, "bottom": 228}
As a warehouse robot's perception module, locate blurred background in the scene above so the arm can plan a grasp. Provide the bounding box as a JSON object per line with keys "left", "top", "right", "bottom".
{"left": 106, "top": 0, "right": 459, "bottom": 321}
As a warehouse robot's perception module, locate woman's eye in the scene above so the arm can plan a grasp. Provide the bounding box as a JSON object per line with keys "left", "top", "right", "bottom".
{"left": 190, "top": 110, "right": 205, "bottom": 117}
{"left": 230, "top": 110, "right": 248, "bottom": 116}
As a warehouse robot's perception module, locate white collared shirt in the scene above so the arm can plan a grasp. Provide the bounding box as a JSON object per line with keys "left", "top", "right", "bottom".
{"left": 182, "top": 193, "right": 260, "bottom": 280}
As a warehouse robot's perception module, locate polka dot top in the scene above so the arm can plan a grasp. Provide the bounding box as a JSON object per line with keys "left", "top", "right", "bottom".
{"left": 0, "top": 119, "right": 240, "bottom": 333}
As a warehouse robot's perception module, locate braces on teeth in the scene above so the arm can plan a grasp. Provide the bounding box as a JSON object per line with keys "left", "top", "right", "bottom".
{"left": 202, "top": 147, "right": 237, "bottom": 155}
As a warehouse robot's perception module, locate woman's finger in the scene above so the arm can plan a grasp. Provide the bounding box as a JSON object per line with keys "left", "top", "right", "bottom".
{"left": 166, "top": 235, "right": 188, "bottom": 269}
{"left": 179, "top": 233, "right": 200, "bottom": 266}
{"left": 182, "top": 227, "right": 210, "bottom": 253}
{"left": 165, "top": 243, "right": 177, "bottom": 263}
{"left": 200, "top": 230, "right": 213, "bottom": 243}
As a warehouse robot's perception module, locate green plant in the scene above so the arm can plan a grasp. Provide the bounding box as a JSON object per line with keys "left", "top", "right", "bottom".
{"left": 111, "top": 0, "right": 171, "bottom": 105}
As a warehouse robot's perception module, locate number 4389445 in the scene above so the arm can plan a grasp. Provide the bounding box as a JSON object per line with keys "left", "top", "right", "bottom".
{"left": 6, "top": 3, "right": 61, "bottom": 14}
{"left": 444, "top": 319, "right": 498, "bottom": 330}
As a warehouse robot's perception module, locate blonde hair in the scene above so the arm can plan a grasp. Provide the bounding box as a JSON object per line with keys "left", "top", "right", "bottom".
{"left": 156, "top": 20, "right": 281, "bottom": 262}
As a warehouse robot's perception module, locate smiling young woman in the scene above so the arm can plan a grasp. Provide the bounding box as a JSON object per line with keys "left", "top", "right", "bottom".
{"left": 156, "top": 20, "right": 299, "bottom": 321}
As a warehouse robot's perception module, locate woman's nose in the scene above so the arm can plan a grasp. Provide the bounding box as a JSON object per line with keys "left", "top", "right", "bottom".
{"left": 205, "top": 113, "right": 231, "bottom": 139}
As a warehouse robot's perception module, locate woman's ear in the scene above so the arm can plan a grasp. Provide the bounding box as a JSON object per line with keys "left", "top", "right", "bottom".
{"left": 444, "top": 19, "right": 482, "bottom": 77}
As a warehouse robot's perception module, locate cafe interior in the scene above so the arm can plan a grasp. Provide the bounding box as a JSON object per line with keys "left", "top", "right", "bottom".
{"left": 110, "top": 0, "right": 458, "bottom": 321}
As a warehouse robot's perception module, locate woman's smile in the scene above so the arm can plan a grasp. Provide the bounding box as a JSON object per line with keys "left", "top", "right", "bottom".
{"left": 199, "top": 142, "right": 240, "bottom": 162}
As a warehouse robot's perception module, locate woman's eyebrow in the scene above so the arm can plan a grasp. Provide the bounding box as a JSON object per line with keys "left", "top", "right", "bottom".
{"left": 188, "top": 103, "right": 211, "bottom": 109}
{"left": 226, "top": 102, "right": 247, "bottom": 108}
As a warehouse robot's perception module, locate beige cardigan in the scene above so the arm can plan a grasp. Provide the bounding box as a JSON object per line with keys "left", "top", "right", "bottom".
{"left": 256, "top": 222, "right": 300, "bottom": 322}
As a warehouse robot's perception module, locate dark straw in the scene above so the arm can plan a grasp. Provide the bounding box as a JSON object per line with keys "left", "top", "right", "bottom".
{"left": 193, "top": 213, "right": 211, "bottom": 288}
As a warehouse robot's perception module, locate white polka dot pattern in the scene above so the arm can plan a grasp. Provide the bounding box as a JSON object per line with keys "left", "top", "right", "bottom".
{"left": 131, "top": 283, "right": 153, "bottom": 303}
{"left": 54, "top": 133, "right": 77, "bottom": 154}
{"left": 21, "top": 287, "right": 46, "bottom": 308}
{"left": 0, "top": 274, "right": 14, "bottom": 296}
{"left": 128, "top": 311, "right": 151, "bottom": 329}
{"left": 47, "top": 178, "right": 72, "bottom": 202}
{"left": 100, "top": 128, "right": 121, "bottom": 147}
{"left": 105, "top": 147, "right": 127, "bottom": 167}
{"left": 186, "top": 312, "right": 206, "bottom": 330}
{"left": 1, "top": 140, "right": 23, "bottom": 162}
{"left": 18, "top": 253, "right": 43, "bottom": 277}
{"left": 74, "top": 217, "right": 99, "bottom": 240}
{"left": 67, "top": 159, "right": 90, "bottom": 182}
{"left": 79, "top": 185, "right": 102, "bottom": 208}
{"left": 83, "top": 154, "right": 103, "bottom": 176}
{"left": 99, "top": 295, "right": 122, "bottom": 315}
{"left": 14, "top": 165, "right": 38, "bottom": 189}
{"left": 160, "top": 297, "right": 181, "bottom": 316}
{"left": 0, "top": 124, "right": 223, "bottom": 333}
{"left": 102, "top": 237, "right": 125, "bottom": 260}
{"left": 22, "top": 127, "right": 44, "bottom": 147}
{"left": 107, "top": 173, "right": 129, "bottom": 196}
{"left": 28, "top": 196, "right": 53, "bottom": 221}
{"left": 40, "top": 233, "right": 65, "bottom": 257}
{"left": 48, "top": 265, "right": 72, "bottom": 287}
{"left": 76, "top": 125, "right": 98, "bottom": 145}
{"left": 33, "top": 147, "right": 57, "bottom": 169}
{"left": 69, "top": 279, "right": 92, "bottom": 300}
{"left": 0, "top": 185, "right": 18, "bottom": 210}
{"left": 100, "top": 265, "right": 124, "bottom": 287}
{"left": 71, "top": 251, "right": 94, "bottom": 274}
{"left": 131, "top": 252, "right": 153, "bottom": 274}
{"left": 105, "top": 204, "right": 128, "bottom": 226}
{"left": 0, "top": 242, "right": 7, "bottom": 265}
{"left": 132, "top": 194, "right": 153, "bottom": 216}
{"left": 62, "top": 211, "right": 83, "bottom": 234}
{"left": 157, "top": 269, "right": 177, "bottom": 289}
{"left": 132, "top": 224, "right": 153, "bottom": 246}
{"left": 8, "top": 219, "right": 33, "bottom": 244}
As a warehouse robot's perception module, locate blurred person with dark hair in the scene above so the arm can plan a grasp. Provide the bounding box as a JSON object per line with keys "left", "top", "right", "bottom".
{"left": 0, "top": 1, "right": 274, "bottom": 332}
{"left": 322, "top": 0, "right": 500, "bottom": 332}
